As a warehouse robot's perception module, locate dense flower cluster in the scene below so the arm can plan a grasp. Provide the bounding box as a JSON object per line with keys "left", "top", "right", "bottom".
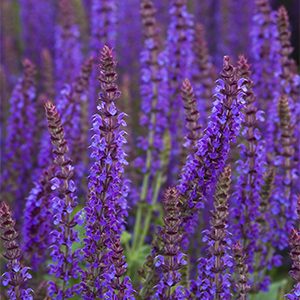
{"left": 1, "top": 1, "right": 299, "bottom": 299}
{"left": 0, "top": 202, "right": 33, "bottom": 299}
{"left": 44, "top": 101, "right": 82, "bottom": 299}
{"left": 82, "top": 46, "right": 134, "bottom": 299}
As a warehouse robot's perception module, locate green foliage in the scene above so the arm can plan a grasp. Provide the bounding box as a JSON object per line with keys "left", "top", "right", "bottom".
{"left": 250, "top": 279, "right": 288, "bottom": 300}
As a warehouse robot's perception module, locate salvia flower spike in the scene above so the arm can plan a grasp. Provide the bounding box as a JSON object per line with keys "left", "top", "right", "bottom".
{"left": 154, "top": 187, "right": 188, "bottom": 299}
{"left": 44, "top": 101, "right": 81, "bottom": 299}
{"left": 231, "top": 55, "right": 270, "bottom": 288}
{"left": 233, "top": 242, "right": 250, "bottom": 300}
{"left": 1, "top": 59, "right": 36, "bottom": 220}
{"left": 82, "top": 46, "right": 134, "bottom": 299}
{"left": 22, "top": 165, "right": 56, "bottom": 272}
{"left": 0, "top": 201, "right": 33, "bottom": 299}
{"left": 181, "top": 78, "right": 202, "bottom": 152}
{"left": 193, "top": 166, "right": 233, "bottom": 299}
{"left": 287, "top": 196, "right": 300, "bottom": 300}
{"left": 178, "top": 56, "right": 246, "bottom": 248}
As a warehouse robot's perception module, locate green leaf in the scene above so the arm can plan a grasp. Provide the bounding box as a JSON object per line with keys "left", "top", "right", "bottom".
{"left": 250, "top": 280, "right": 288, "bottom": 300}
{"left": 121, "top": 230, "right": 132, "bottom": 245}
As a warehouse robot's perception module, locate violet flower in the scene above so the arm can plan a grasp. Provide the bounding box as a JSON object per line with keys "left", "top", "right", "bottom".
{"left": 287, "top": 196, "right": 300, "bottom": 300}
{"left": 272, "top": 96, "right": 297, "bottom": 249}
{"left": 19, "top": 0, "right": 55, "bottom": 65}
{"left": 90, "top": 0, "right": 116, "bottom": 52}
{"left": 0, "top": 201, "right": 33, "bottom": 299}
{"left": 82, "top": 46, "right": 134, "bottom": 299}
{"left": 178, "top": 56, "right": 246, "bottom": 247}
{"left": 251, "top": 0, "right": 280, "bottom": 112}
{"left": 41, "top": 48, "right": 55, "bottom": 100}
{"left": 55, "top": 0, "right": 82, "bottom": 91}
{"left": 276, "top": 6, "right": 300, "bottom": 178}
{"left": 44, "top": 101, "right": 81, "bottom": 299}
{"left": 57, "top": 57, "right": 94, "bottom": 178}
{"left": 133, "top": 0, "right": 169, "bottom": 205}
{"left": 154, "top": 187, "right": 188, "bottom": 299}
{"left": 214, "top": 0, "right": 237, "bottom": 66}
{"left": 192, "top": 166, "right": 233, "bottom": 300}
{"left": 89, "top": 0, "right": 117, "bottom": 119}
{"left": 191, "top": 23, "right": 216, "bottom": 123}
{"left": 231, "top": 56, "right": 268, "bottom": 282}
{"left": 22, "top": 165, "right": 56, "bottom": 271}
{"left": 181, "top": 78, "right": 202, "bottom": 151}
{"left": 167, "top": 0, "right": 194, "bottom": 182}
{"left": 1, "top": 59, "right": 36, "bottom": 220}
{"left": 233, "top": 243, "right": 250, "bottom": 300}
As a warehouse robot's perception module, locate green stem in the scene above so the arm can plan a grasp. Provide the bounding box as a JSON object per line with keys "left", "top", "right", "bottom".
{"left": 137, "top": 171, "right": 163, "bottom": 250}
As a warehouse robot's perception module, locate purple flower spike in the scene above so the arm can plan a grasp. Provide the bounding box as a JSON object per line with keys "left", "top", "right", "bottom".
{"left": 272, "top": 96, "right": 297, "bottom": 249}
{"left": 233, "top": 243, "right": 250, "bottom": 300}
{"left": 0, "top": 201, "right": 33, "bottom": 299}
{"left": 191, "top": 23, "right": 216, "bottom": 123}
{"left": 287, "top": 196, "right": 300, "bottom": 300}
{"left": 1, "top": 59, "right": 37, "bottom": 221}
{"left": 167, "top": 0, "right": 194, "bottom": 182}
{"left": 89, "top": 0, "right": 117, "bottom": 121}
{"left": 154, "top": 187, "right": 188, "bottom": 299}
{"left": 251, "top": 0, "right": 280, "bottom": 112}
{"left": 193, "top": 166, "right": 233, "bottom": 300}
{"left": 134, "top": 0, "right": 169, "bottom": 205}
{"left": 22, "top": 165, "right": 56, "bottom": 272}
{"left": 44, "top": 101, "right": 81, "bottom": 299}
{"left": 57, "top": 57, "right": 94, "bottom": 178}
{"left": 55, "top": 0, "right": 82, "bottom": 91}
{"left": 19, "top": 0, "right": 55, "bottom": 65}
{"left": 82, "top": 46, "right": 134, "bottom": 299}
{"left": 178, "top": 56, "right": 246, "bottom": 248}
{"left": 231, "top": 56, "right": 272, "bottom": 289}
{"left": 181, "top": 79, "right": 202, "bottom": 152}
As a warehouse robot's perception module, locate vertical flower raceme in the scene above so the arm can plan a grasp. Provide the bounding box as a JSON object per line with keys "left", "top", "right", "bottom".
{"left": 116, "top": 0, "right": 142, "bottom": 76}
{"left": 0, "top": 201, "right": 33, "bottom": 299}
{"left": 135, "top": 0, "right": 169, "bottom": 201}
{"left": 37, "top": 48, "right": 56, "bottom": 172}
{"left": 181, "top": 78, "right": 202, "bottom": 152}
{"left": 287, "top": 228, "right": 300, "bottom": 300}
{"left": 167, "top": 0, "right": 194, "bottom": 181}
{"left": 90, "top": 0, "right": 117, "bottom": 118}
{"left": 276, "top": 6, "right": 300, "bottom": 175}
{"left": 90, "top": 0, "right": 116, "bottom": 52}
{"left": 41, "top": 48, "right": 55, "bottom": 100}
{"left": 192, "top": 23, "right": 216, "bottom": 123}
{"left": 252, "top": 167, "right": 278, "bottom": 291}
{"left": 82, "top": 46, "right": 134, "bottom": 299}
{"left": 19, "top": 0, "right": 55, "bottom": 65}
{"left": 35, "top": 49, "right": 55, "bottom": 169}
{"left": 178, "top": 56, "right": 246, "bottom": 246}
{"left": 193, "top": 166, "right": 233, "bottom": 300}
{"left": 57, "top": 57, "right": 94, "bottom": 178}
{"left": 287, "top": 196, "right": 300, "bottom": 300}
{"left": 231, "top": 56, "right": 268, "bottom": 286}
{"left": 251, "top": 0, "right": 279, "bottom": 113}
{"left": 214, "top": 0, "right": 236, "bottom": 66}
{"left": 0, "top": 59, "right": 36, "bottom": 219}
{"left": 22, "top": 165, "right": 56, "bottom": 272}
{"left": 276, "top": 6, "right": 299, "bottom": 107}
{"left": 131, "top": 0, "right": 169, "bottom": 252}
{"left": 139, "top": 236, "right": 161, "bottom": 299}
{"left": 154, "top": 187, "right": 188, "bottom": 299}
{"left": 273, "top": 96, "right": 297, "bottom": 249}
{"left": 233, "top": 243, "right": 250, "bottom": 300}
{"left": 44, "top": 101, "right": 81, "bottom": 299}
{"left": 55, "top": 0, "right": 82, "bottom": 91}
